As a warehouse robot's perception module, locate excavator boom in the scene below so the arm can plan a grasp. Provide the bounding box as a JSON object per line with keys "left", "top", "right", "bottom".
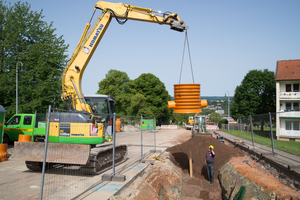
{"left": 61, "top": 1, "right": 186, "bottom": 112}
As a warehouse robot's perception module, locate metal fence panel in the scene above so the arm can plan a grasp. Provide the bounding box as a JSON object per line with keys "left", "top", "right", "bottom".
{"left": 37, "top": 110, "right": 156, "bottom": 199}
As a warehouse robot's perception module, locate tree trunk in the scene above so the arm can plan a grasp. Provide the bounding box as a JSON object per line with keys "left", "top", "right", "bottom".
{"left": 260, "top": 119, "right": 264, "bottom": 131}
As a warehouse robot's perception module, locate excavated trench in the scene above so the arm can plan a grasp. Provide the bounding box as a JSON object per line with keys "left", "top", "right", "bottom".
{"left": 111, "top": 133, "right": 300, "bottom": 199}
{"left": 167, "top": 135, "right": 244, "bottom": 180}
{"left": 167, "top": 134, "right": 300, "bottom": 200}
{"left": 167, "top": 134, "right": 245, "bottom": 199}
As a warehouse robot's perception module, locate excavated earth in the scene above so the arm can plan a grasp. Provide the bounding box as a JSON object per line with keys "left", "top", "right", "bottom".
{"left": 167, "top": 134, "right": 245, "bottom": 199}
{"left": 167, "top": 135, "right": 245, "bottom": 180}
{"left": 111, "top": 132, "right": 300, "bottom": 200}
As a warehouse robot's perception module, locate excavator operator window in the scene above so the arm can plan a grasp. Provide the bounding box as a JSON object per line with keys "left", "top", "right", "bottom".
{"left": 85, "top": 97, "right": 109, "bottom": 115}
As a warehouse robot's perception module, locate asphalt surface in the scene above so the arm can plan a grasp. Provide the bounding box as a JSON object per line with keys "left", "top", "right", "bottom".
{"left": 0, "top": 128, "right": 190, "bottom": 200}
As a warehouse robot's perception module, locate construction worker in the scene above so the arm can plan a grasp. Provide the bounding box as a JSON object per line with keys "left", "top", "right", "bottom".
{"left": 205, "top": 145, "right": 215, "bottom": 185}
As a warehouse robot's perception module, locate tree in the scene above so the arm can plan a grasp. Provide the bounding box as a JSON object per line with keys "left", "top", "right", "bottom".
{"left": 171, "top": 113, "right": 191, "bottom": 124}
{"left": 0, "top": 1, "right": 68, "bottom": 119}
{"left": 218, "top": 119, "right": 228, "bottom": 129}
{"left": 97, "top": 69, "right": 132, "bottom": 115}
{"left": 130, "top": 73, "right": 172, "bottom": 125}
{"left": 201, "top": 108, "right": 215, "bottom": 116}
{"left": 209, "top": 112, "right": 222, "bottom": 125}
{"left": 231, "top": 69, "right": 276, "bottom": 130}
{"left": 126, "top": 93, "right": 153, "bottom": 117}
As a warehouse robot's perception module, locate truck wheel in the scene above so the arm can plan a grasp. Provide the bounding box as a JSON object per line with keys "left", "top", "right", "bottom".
{"left": 3, "top": 134, "right": 10, "bottom": 144}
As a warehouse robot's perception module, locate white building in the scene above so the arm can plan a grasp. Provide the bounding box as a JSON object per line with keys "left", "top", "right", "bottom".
{"left": 215, "top": 110, "right": 224, "bottom": 115}
{"left": 275, "top": 59, "right": 300, "bottom": 142}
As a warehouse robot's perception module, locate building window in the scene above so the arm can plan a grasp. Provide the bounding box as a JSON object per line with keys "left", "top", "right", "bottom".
{"left": 286, "top": 84, "right": 291, "bottom": 92}
{"left": 293, "top": 121, "right": 300, "bottom": 130}
{"left": 286, "top": 103, "right": 292, "bottom": 111}
{"left": 285, "top": 121, "right": 300, "bottom": 130}
{"left": 286, "top": 121, "right": 292, "bottom": 130}
{"left": 294, "top": 103, "right": 299, "bottom": 111}
{"left": 293, "top": 84, "right": 299, "bottom": 92}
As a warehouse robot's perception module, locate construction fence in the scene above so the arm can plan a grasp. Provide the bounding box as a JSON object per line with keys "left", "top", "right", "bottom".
{"left": 22, "top": 106, "right": 157, "bottom": 200}
{"left": 221, "top": 110, "right": 300, "bottom": 154}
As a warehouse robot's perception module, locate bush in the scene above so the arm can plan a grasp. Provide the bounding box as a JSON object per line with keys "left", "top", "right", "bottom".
{"left": 218, "top": 119, "right": 228, "bottom": 129}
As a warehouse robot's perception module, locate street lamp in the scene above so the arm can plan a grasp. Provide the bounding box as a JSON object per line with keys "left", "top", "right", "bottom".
{"left": 225, "top": 91, "right": 230, "bottom": 132}
{"left": 16, "top": 61, "right": 25, "bottom": 114}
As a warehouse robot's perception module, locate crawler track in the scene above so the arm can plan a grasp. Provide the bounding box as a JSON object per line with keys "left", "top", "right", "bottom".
{"left": 25, "top": 144, "right": 128, "bottom": 175}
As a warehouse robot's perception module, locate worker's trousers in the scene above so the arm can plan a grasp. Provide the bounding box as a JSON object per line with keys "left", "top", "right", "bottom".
{"left": 207, "top": 163, "right": 214, "bottom": 183}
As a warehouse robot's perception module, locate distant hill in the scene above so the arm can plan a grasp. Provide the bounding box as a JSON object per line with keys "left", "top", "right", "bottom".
{"left": 202, "top": 96, "right": 232, "bottom": 101}
{"left": 171, "top": 96, "right": 232, "bottom": 101}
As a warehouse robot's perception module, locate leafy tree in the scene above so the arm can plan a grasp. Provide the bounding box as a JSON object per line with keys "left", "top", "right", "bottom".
{"left": 209, "top": 112, "right": 222, "bottom": 124}
{"left": 201, "top": 108, "right": 215, "bottom": 116}
{"left": 231, "top": 69, "right": 276, "bottom": 130}
{"left": 126, "top": 93, "right": 153, "bottom": 117}
{"left": 0, "top": 1, "right": 68, "bottom": 119}
{"left": 218, "top": 119, "right": 228, "bottom": 129}
{"left": 171, "top": 113, "right": 191, "bottom": 124}
{"left": 97, "top": 69, "right": 132, "bottom": 115}
{"left": 131, "top": 73, "right": 172, "bottom": 125}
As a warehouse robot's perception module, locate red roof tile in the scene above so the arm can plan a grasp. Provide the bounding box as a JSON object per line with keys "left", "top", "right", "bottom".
{"left": 275, "top": 59, "right": 300, "bottom": 81}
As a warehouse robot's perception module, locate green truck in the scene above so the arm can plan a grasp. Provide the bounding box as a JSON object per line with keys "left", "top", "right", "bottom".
{"left": 6, "top": 111, "right": 128, "bottom": 174}
{"left": 3, "top": 113, "right": 47, "bottom": 143}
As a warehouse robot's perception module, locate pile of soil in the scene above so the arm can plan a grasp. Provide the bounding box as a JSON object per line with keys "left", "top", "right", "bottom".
{"left": 167, "top": 135, "right": 245, "bottom": 179}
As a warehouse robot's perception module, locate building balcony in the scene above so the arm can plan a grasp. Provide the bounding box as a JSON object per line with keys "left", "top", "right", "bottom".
{"left": 279, "top": 111, "right": 300, "bottom": 119}
{"left": 279, "top": 92, "right": 300, "bottom": 99}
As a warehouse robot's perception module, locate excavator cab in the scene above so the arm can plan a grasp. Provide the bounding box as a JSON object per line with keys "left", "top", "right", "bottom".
{"left": 84, "top": 94, "right": 115, "bottom": 137}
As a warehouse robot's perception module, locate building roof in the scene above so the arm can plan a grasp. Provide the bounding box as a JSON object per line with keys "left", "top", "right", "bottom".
{"left": 275, "top": 59, "right": 300, "bottom": 81}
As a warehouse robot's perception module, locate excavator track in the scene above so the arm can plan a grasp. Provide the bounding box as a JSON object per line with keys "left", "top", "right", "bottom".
{"left": 81, "top": 144, "right": 128, "bottom": 175}
{"left": 24, "top": 144, "right": 128, "bottom": 175}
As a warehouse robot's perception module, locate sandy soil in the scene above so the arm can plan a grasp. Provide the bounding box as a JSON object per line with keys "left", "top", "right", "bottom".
{"left": 166, "top": 132, "right": 300, "bottom": 200}
{"left": 230, "top": 156, "right": 300, "bottom": 200}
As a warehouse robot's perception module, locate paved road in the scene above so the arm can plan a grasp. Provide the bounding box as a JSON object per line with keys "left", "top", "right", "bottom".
{"left": 0, "top": 128, "right": 190, "bottom": 200}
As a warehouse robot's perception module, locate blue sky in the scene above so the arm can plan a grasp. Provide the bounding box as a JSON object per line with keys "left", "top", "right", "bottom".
{"left": 7, "top": 0, "right": 300, "bottom": 97}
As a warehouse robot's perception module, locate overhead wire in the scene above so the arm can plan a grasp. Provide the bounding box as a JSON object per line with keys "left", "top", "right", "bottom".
{"left": 178, "top": 30, "right": 195, "bottom": 96}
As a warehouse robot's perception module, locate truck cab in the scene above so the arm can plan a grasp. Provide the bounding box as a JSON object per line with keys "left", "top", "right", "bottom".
{"left": 3, "top": 113, "right": 46, "bottom": 143}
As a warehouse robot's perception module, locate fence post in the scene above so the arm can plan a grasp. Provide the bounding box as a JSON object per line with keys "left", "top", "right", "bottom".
{"left": 140, "top": 116, "right": 143, "bottom": 160}
{"left": 129, "top": 119, "right": 131, "bottom": 132}
{"left": 250, "top": 115, "right": 254, "bottom": 148}
{"left": 154, "top": 117, "right": 156, "bottom": 152}
{"left": 240, "top": 117, "right": 243, "bottom": 142}
{"left": 40, "top": 105, "right": 51, "bottom": 200}
{"left": 269, "top": 112, "right": 275, "bottom": 154}
{"left": 112, "top": 113, "right": 116, "bottom": 176}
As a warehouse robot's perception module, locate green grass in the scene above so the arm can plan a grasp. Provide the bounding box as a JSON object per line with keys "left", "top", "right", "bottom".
{"left": 223, "top": 130, "right": 300, "bottom": 156}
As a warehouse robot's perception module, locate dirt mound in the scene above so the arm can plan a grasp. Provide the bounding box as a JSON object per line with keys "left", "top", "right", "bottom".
{"left": 167, "top": 135, "right": 244, "bottom": 179}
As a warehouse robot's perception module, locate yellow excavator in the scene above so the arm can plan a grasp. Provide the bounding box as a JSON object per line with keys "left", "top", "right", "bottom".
{"left": 11, "top": 1, "right": 186, "bottom": 174}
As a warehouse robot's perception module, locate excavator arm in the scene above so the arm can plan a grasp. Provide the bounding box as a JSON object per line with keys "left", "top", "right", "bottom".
{"left": 61, "top": 1, "right": 186, "bottom": 112}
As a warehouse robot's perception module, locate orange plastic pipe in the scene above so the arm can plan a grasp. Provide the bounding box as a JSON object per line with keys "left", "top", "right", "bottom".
{"left": 116, "top": 118, "right": 121, "bottom": 132}
{"left": 168, "top": 83, "right": 207, "bottom": 113}
{"left": 0, "top": 143, "right": 8, "bottom": 162}
{"left": 18, "top": 135, "right": 32, "bottom": 142}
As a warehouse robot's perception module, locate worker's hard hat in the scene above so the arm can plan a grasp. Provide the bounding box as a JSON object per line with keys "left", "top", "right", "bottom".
{"left": 209, "top": 145, "right": 214, "bottom": 149}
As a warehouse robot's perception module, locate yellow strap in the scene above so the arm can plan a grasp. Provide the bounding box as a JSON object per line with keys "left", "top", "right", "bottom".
{"left": 148, "top": 156, "right": 165, "bottom": 162}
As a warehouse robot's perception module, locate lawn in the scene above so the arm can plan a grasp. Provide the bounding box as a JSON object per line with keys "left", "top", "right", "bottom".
{"left": 223, "top": 130, "right": 300, "bottom": 156}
